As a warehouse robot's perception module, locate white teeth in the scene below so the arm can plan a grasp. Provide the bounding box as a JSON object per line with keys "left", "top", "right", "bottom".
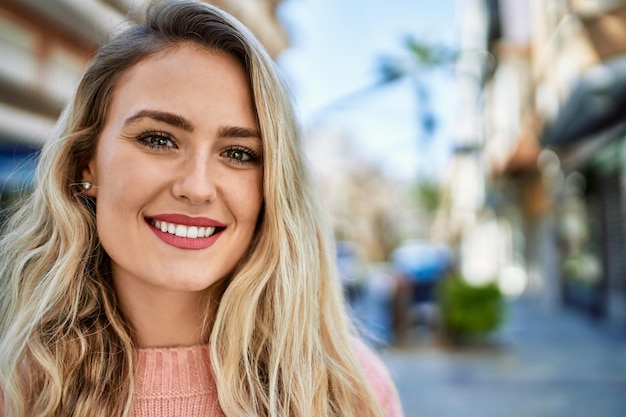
{"left": 151, "top": 219, "right": 218, "bottom": 239}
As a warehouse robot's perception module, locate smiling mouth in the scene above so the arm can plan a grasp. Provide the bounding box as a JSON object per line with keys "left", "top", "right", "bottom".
{"left": 148, "top": 219, "right": 222, "bottom": 239}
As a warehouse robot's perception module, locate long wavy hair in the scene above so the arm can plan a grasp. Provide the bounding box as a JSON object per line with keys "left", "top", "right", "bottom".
{"left": 0, "top": 1, "right": 386, "bottom": 416}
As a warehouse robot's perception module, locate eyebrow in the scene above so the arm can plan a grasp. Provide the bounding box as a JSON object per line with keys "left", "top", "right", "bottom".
{"left": 218, "top": 126, "right": 261, "bottom": 139}
{"left": 124, "top": 109, "right": 260, "bottom": 139}
{"left": 124, "top": 109, "right": 194, "bottom": 131}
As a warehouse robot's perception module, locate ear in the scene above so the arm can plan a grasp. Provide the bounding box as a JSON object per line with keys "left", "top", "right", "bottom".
{"left": 81, "top": 160, "right": 98, "bottom": 198}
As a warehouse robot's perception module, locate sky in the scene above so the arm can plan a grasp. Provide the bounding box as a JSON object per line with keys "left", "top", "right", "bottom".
{"left": 276, "top": 0, "right": 460, "bottom": 181}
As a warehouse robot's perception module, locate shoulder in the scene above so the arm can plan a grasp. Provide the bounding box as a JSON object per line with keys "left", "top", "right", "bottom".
{"left": 353, "top": 339, "right": 405, "bottom": 417}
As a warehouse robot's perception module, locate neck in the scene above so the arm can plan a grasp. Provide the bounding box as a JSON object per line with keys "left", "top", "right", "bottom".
{"left": 114, "top": 282, "right": 213, "bottom": 348}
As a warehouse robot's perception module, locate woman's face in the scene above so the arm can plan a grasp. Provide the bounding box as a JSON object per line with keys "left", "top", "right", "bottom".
{"left": 83, "top": 44, "right": 263, "bottom": 295}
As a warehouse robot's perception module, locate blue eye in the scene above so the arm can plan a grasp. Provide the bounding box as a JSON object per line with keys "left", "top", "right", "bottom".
{"left": 222, "top": 146, "right": 260, "bottom": 165}
{"left": 225, "top": 149, "right": 249, "bottom": 161}
{"left": 137, "top": 131, "right": 177, "bottom": 149}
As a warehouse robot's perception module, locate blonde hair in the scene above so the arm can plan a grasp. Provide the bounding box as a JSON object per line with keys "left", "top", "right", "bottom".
{"left": 0, "top": 1, "right": 386, "bottom": 416}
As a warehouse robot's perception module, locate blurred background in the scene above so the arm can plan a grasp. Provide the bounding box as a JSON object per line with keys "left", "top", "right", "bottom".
{"left": 1, "top": 0, "right": 625, "bottom": 415}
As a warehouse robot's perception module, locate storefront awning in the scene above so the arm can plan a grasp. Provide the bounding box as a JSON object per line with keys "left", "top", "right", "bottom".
{"left": 541, "top": 54, "right": 626, "bottom": 147}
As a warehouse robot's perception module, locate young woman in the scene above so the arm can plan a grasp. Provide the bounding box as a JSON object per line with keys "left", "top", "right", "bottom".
{"left": 0, "top": 1, "right": 404, "bottom": 416}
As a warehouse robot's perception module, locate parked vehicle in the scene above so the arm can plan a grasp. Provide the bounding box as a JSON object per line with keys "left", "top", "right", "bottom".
{"left": 336, "top": 240, "right": 367, "bottom": 304}
{"left": 390, "top": 240, "right": 453, "bottom": 341}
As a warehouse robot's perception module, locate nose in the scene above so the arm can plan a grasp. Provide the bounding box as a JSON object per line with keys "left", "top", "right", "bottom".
{"left": 172, "top": 154, "right": 217, "bottom": 205}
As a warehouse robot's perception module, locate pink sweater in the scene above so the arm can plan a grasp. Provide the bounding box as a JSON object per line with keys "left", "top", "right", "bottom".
{"left": 133, "top": 341, "right": 404, "bottom": 417}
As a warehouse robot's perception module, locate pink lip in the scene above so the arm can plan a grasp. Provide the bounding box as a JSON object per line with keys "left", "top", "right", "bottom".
{"left": 145, "top": 213, "right": 226, "bottom": 250}
{"left": 148, "top": 213, "right": 226, "bottom": 228}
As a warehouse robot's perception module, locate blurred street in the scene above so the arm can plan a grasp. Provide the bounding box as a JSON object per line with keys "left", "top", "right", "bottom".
{"left": 373, "top": 296, "right": 626, "bottom": 417}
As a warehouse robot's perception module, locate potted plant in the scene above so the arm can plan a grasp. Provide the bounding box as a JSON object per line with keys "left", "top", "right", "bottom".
{"left": 437, "top": 274, "right": 504, "bottom": 345}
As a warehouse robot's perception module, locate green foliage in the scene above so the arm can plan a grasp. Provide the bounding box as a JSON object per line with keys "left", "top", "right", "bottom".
{"left": 403, "top": 36, "right": 458, "bottom": 67}
{"left": 378, "top": 36, "right": 457, "bottom": 83}
{"left": 437, "top": 275, "right": 504, "bottom": 340}
{"left": 410, "top": 180, "right": 442, "bottom": 214}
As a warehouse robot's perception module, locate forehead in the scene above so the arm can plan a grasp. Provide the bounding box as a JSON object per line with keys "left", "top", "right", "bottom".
{"left": 103, "top": 43, "right": 258, "bottom": 129}
{"left": 116, "top": 42, "right": 249, "bottom": 94}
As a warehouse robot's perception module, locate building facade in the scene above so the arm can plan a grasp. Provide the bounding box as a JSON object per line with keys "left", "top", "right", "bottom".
{"left": 453, "top": 0, "right": 626, "bottom": 331}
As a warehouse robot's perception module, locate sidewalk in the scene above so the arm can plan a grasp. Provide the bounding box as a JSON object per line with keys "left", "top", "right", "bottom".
{"left": 376, "top": 296, "right": 626, "bottom": 417}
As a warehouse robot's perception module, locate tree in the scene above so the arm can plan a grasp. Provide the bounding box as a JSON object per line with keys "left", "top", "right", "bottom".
{"left": 378, "top": 35, "right": 457, "bottom": 143}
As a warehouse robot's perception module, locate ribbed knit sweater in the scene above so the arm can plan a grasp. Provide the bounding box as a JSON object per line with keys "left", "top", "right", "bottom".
{"left": 133, "top": 341, "right": 404, "bottom": 417}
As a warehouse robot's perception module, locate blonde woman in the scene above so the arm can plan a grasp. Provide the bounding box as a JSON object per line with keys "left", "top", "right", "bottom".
{"left": 0, "top": 1, "right": 404, "bottom": 416}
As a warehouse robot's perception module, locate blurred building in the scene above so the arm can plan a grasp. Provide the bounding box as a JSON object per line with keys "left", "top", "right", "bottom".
{"left": 447, "top": 0, "right": 626, "bottom": 332}
{"left": 305, "top": 124, "right": 414, "bottom": 263}
{"left": 0, "top": 0, "right": 289, "bottom": 216}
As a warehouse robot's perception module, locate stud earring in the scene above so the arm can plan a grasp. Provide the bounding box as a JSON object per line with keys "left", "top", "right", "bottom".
{"left": 81, "top": 181, "right": 93, "bottom": 190}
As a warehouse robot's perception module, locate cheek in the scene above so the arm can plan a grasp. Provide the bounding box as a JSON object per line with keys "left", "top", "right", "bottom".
{"left": 248, "top": 176, "right": 264, "bottom": 220}
{"left": 92, "top": 151, "right": 154, "bottom": 232}
{"left": 96, "top": 143, "right": 158, "bottom": 196}
{"left": 231, "top": 174, "right": 263, "bottom": 224}
{"left": 94, "top": 185, "right": 143, "bottom": 248}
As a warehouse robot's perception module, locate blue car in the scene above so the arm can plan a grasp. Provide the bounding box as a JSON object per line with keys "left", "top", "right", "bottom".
{"left": 390, "top": 240, "right": 453, "bottom": 339}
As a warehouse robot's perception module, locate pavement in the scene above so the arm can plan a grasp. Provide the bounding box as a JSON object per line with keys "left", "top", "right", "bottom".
{"left": 370, "top": 296, "right": 626, "bottom": 417}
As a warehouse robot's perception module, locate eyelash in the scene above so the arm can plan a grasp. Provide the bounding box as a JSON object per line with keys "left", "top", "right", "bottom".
{"left": 136, "top": 131, "right": 261, "bottom": 165}
{"left": 136, "top": 130, "right": 177, "bottom": 149}
{"left": 222, "top": 145, "right": 261, "bottom": 165}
